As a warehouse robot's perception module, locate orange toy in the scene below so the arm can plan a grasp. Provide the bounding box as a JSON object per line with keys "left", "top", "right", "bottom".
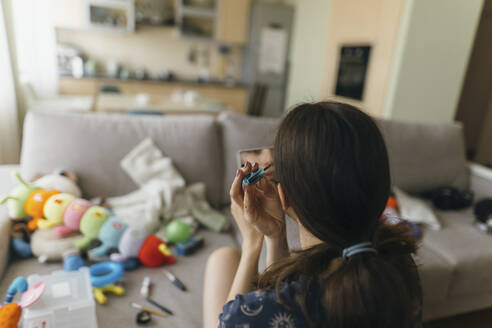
{"left": 0, "top": 303, "right": 22, "bottom": 328}
{"left": 385, "top": 195, "right": 398, "bottom": 210}
{"left": 24, "top": 189, "right": 60, "bottom": 231}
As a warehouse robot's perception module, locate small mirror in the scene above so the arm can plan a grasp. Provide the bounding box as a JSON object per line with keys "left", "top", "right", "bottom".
{"left": 237, "top": 147, "right": 274, "bottom": 181}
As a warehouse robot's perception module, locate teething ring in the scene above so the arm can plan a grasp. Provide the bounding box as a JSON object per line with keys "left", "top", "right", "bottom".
{"left": 89, "top": 262, "right": 124, "bottom": 287}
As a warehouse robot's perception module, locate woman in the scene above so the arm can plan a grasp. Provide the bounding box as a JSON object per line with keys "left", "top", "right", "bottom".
{"left": 203, "top": 102, "right": 422, "bottom": 328}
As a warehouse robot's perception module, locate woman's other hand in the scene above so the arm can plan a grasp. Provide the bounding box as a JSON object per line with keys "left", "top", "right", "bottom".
{"left": 230, "top": 162, "right": 285, "bottom": 247}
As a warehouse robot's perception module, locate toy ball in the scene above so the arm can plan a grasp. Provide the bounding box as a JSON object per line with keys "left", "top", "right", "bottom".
{"left": 165, "top": 220, "right": 191, "bottom": 244}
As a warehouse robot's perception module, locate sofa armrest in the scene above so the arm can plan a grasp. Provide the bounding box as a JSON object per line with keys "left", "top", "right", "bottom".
{"left": 0, "top": 165, "right": 18, "bottom": 280}
{"left": 469, "top": 162, "right": 492, "bottom": 199}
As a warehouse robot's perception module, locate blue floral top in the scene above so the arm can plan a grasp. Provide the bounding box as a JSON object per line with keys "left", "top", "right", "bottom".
{"left": 218, "top": 279, "right": 423, "bottom": 328}
{"left": 218, "top": 280, "right": 315, "bottom": 328}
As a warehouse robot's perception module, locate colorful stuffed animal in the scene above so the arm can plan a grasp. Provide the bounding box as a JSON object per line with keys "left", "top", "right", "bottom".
{"left": 109, "top": 227, "right": 148, "bottom": 262}
{"left": 0, "top": 172, "right": 40, "bottom": 221}
{"left": 74, "top": 206, "right": 111, "bottom": 249}
{"left": 24, "top": 189, "right": 60, "bottom": 230}
{"left": 37, "top": 193, "right": 76, "bottom": 229}
{"left": 0, "top": 171, "right": 81, "bottom": 258}
{"left": 89, "top": 217, "right": 128, "bottom": 258}
{"left": 100, "top": 226, "right": 175, "bottom": 268}
{"left": 31, "top": 228, "right": 82, "bottom": 262}
{"left": 55, "top": 198, "right": 93, "bottom": 237}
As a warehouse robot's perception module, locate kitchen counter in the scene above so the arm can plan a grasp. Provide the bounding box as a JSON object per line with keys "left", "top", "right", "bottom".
{"left": 59, "top": 76, "right": 250, "bottom": 114}
{"left": 59, "top": 74, "right": 249, "bottom": 89}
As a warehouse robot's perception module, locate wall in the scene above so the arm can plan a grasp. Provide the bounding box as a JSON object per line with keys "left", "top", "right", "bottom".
{"left": 320, "top": 0, "right": 406, "bottom": 117}
{"left": 285, "top": 0, "right": 333, "bottom": 109}
{"left": 56, "top": 26, "right": 242, "bottom": 80}
{"left": 0, "top": 0, "right": 20, "bottom": 164}
{"left": 384, "top": 0, "right": 484, "bottom": 123}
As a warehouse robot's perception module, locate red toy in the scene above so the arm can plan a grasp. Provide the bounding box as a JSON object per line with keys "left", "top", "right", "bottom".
{"left": 138, "top": 235, "right": 176, "bottom": 267}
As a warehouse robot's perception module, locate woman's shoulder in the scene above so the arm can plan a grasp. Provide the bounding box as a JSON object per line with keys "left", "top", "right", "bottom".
{"left": 219, "top": 281, "right": 312, "bottom": 328}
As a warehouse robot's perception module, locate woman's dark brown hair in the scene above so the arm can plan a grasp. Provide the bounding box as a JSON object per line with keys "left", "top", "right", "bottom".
{"left": 257, "top": 101, "right": 421, "bottom": 328}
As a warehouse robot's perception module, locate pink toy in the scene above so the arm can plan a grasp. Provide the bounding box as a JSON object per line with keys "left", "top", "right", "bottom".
{"left": 55, "top": 198, "right": 93, "bottom": 237}
{"left": 19, "top": 281, "right": 45, "bottom": 308}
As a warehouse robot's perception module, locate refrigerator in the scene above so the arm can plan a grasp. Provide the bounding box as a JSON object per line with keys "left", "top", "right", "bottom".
{"left": 241, "top": 2, "right": 294, "bottom": 117}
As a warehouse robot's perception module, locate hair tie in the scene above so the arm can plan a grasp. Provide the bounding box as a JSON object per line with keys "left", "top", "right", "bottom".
{"left": 342, "top": 242, "right": 378, "bottom": 259}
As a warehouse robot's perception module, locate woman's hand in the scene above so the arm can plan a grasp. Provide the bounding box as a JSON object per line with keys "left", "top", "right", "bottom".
{"left": 230, "top": 162, "right": 286, "bottom": 246}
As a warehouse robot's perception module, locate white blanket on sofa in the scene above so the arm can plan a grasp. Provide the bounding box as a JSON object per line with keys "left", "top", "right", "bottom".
{"left": 105, "top": 138, "right": 228, "bottom": 233}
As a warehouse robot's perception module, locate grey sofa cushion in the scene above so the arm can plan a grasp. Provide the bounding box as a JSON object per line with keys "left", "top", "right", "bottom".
{"left": 20, "top": 112, "right": 224, "bottom": 207}
{"left": 218, "top": 112, "right": 279, "bottom": 205}
{"left": 415, "top": 245, "right": 454, "bottom": 305}
{"left": 421, "top": 208, "right": 492, "bottom": 298}
{"left": 377, "top": 119, "right": 468, "bottom": 193}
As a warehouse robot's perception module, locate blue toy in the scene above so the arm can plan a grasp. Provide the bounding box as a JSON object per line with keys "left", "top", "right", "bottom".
{"left": 11, "top": 237, "right": 32, "bottom": 259}
{"left": 3, "top": 277, "right": 28, "bottom": 305}
{"left": 62, "top": 250, "right": 125, "bottom": 304}
{"left": 89, "top": 217, "right": 128, "bottom": 259}
{"left": 89, "top": 262, "right": 124, "bottom": 287}
{"left": 176, "top": 236, "right": 204, "bottom": 256}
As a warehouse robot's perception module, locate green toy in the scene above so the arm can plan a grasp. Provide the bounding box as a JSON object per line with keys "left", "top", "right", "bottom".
{"left": 0, "top": 172, "right": 40, "bottom": 219}
{"left": 75, "top": 206, "right": 111, "bottom": 250}
{"left": 165, "top": 220, "right": 192, "bottom": 244}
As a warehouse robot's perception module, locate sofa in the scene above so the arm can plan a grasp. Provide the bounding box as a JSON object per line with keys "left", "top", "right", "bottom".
{"left": 1, "top": 111, "right": 492, "bottom": 326}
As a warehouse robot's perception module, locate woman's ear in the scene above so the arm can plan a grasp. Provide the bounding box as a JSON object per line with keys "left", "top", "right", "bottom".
{"left": 277, "top": 184, "right": 290, "bottom": 211}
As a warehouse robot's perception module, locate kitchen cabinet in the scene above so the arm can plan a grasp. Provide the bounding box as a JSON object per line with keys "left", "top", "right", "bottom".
{"left": 216, "top": 0, "right": 251, "bottom": 44}
{"left": 176, "top": 0, "right": 251, "bottom": 44}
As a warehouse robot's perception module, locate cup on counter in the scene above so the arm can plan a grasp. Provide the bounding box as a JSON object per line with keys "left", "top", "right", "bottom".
{"left": 106, "top": 59, "right": 120, "bottom": 79}
{"left": 136, "top": 93, "right": 151, "bottom": 107}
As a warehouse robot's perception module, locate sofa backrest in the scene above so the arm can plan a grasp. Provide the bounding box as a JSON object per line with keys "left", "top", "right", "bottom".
{"left": 20, "top": 111, "right": 469, "bottom": 209}
{"left": 377, "top": 118, "right": 469, "bottom": 193}
{"left": 218, "top": 112, "right": 279, "bottom": 205}
{"left": 218, "top": 113, "right": 469, "bottom": 205}
{"left": 20, "top": 112, "right": 224, "bottom": 207}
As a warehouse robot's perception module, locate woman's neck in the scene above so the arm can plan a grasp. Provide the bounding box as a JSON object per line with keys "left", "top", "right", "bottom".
{"left": 298, "top": 221, "right": 323, "bottom": 249}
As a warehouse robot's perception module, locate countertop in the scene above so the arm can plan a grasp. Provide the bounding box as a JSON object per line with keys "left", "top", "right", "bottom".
{"left": 59, "top": 74, "right": 250, "bottom": 89}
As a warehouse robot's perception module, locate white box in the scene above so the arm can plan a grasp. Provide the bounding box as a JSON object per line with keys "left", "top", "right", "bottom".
{"left": 22, "top": 268, "right": 97, "bottom": 328}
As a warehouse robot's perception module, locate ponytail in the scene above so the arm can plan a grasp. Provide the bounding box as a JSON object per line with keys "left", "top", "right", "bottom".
{"left": 269, "top": 102, "right": 422, "bottom": 327}
{"left": 257, "top": 220, "right": 421, "bottom": 328}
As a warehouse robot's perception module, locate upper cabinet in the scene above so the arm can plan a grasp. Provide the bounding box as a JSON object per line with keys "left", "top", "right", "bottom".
{"left": 176, "top": 0, "right": 251, "bottom": 44}
{"left": 216, "top": 0, "right": 251, "bottom": 44}
{"left": 52, "top": 0, "right": 251, "bottom": 44}
{"left": 86, "top": 0, "right": 135, "bottom": 32}
{"left": 53, "top": 0, "right": 135, "bottom": 32}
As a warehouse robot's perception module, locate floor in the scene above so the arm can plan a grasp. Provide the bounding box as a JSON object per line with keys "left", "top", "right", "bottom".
{"left": 428, "top": 308, "right": 492, "bottom": 328}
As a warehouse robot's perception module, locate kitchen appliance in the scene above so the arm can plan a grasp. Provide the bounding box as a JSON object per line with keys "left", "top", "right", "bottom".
{"left": 241, "top": 2, "right": 294, "bottom": 117}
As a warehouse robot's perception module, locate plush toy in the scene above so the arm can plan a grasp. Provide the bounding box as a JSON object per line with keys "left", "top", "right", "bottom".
{"left": 74, "top": 206, "right": 111, "bottom": 250}
{"left": 24, "top": 189, "right": 60, "bottom": 231}
{"left": 0, "top": 171, "right": 81, "bottom": 258}
{"left": 0, "top": 172, "right": 40, "bottom": 221}
{"left": 110, "top": 227, "right": 148, "bottom": 262}
{"left": 138, "top": 235, "right": 176, "bottom": 267}
{"left": 37, "top": 193, "right": 76, "bottom": 229}
{"left": 31, "top": 228, "right": 82, "bottom": 262}
{"left": 89, "top": 217, "right": 128, "bottom": 258}
{"left": 54, "top": 198, "right": 93, "bottom": 237}
{"left": 98, "top": 225, "right": 175, "bottom": 269}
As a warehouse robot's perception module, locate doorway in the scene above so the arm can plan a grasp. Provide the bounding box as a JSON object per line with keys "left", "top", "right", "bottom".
{"left": 455, "top": 0, "right": 492, "bottom": 164}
